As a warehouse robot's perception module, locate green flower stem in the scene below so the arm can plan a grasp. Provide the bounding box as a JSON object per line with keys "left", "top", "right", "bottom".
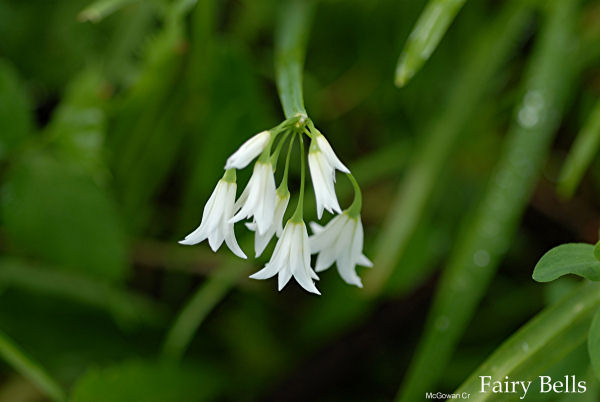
{"left": 455, "top": 282, "right": 600, "bottom": 401}
{"left": 557, "top": 98, "right": 600, "bottom": 198}
{"left": 279, "top": 132, "right": 296, "bottom": 192}
{"left": 346, "top": 174, "right": 362, "bottom": 218}
{"left": 222, "top": 168, "right": 236, "bottom": 183}
{"left": 365, "top": 0, "right": 533, "bottom": 295}
{"left": 396, "top": 1, "right": 578, "bottom": 400}
{"left": 291, "top": 134, "right": 306, "bottom": 222}
{"left": 0, "top": 329, "right": 66, "bottom": 402}
{"left": 395, "top": 0, "right": 467, "bottom": 87}
{"left": 275, "top": 0, "right": 315, "bottom": 118}
{"left": 270, "top": 130, "right": 292, "bottom": 169}
{"left": 161, "top": 259, "right": 250, "bottom": 361}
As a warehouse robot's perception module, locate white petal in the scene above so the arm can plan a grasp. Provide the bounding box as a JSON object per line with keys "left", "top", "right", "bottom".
{"left": 301, "top": 225, "right": 319, "bottom": 281}
{"left": 225, "top": 131, "right": 270, "bottom": 170}
{"left": 358, "top": 254, "right": 373, "bottom": 267}
{"left": 316, "top": 217, "right": 352, "bottom": 271}
{"left": 309, "top": 214, "right": 346, "bottom": 253}
{"left": 179, "top": 180, "right": 226, "bottom": 245}
{"left": 309, "top": 152, "right": 341, "bottom": 219}
{"left": 309, "top": 221, "right": 324, "bottom": 234}
{"left": 225, "top": 232, "right": 247, "bottom": 259}
{"left": 336, "top": 262, "right": 363, "bottom": 288}
{"left": 178, "top": 231, "right": 207, "bottom": 245}
{"left": 278, "top": 264, "right": 293, "bottom": 290}
{"left": 293, "top": 267, "right": 321, "bottom": 295}
{"left": 254, "top": 228, "right": 275, "bottom": 257}
{"left": 316, "top": 134, "right": 350, "bottom": 173}
{"left": 255, "top": 165, "right": 277, "bottom": 234}
{"left": 231, "top": 163, "right": 276, "bottom": 235}
{"left": 250, "top": 263, "right": 279, "bottom": 280}
{"left": 208, "top": 223, "right": 225, "bottom": 251}
{"left": 308, "top": 153, "right": 326, "bottom": 219}
{"left": 291, "top": 224, "right": 320, "bottom": 294}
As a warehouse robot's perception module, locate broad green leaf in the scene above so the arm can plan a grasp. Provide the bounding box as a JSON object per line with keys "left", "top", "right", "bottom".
{"left": 533, "top": 244, "right": 600, "bottom": 282}
{"left": 70, "top": 360, "right": 221, "bottom": 402}
{"left": 594, "top": 240, "right": 600, "bottom": 262}
{"left": 589, "top": 307, "right": 600, "bottom": 380}
{"left": 0, "top": 60, "right": 33, "bottom": 162}
{"left": 1, "top": 153, "right": 127, "bottom": 282}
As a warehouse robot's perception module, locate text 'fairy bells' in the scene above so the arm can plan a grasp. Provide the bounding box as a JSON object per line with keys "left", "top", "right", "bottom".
{"left": 180, "top": 114, "right": 371, "bottom": 294}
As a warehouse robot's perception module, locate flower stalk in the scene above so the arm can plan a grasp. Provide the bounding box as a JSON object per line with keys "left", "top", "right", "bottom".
{"left": 180, "top": 0, "right": 369, "bottom": 294}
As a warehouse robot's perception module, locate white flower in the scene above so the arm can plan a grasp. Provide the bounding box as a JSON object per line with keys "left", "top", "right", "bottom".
{"left": 309, "top": 213, "right": 372, "bottom": 288}
{"left": 225, "top": 131, "right": 271, "bottom": 170}
{"left": 308, "top": 133, "right": 350, "bottom": 219}
{"left": 250, "top": 221, "right": 320, "bottom": 295}
{"left": 246, "top": 191, "right": 290, "bottom": 257}
{"left": 232, "top": 162, "right": 277, "bottom": 235}
{"left": 179, "top": 179, "right": 247, "bottom": 259}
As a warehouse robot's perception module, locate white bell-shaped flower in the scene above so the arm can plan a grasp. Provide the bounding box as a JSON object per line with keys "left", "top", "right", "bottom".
{"left": 250, "top": 221, "right": 320, "bottom": 295}
{"left": 246, "top": 191, "right": 290, "bottom": 257}
{"left": 308, "top": 133, "right": 350, "bottom": 219}
{"left": 225, "top": 131, "right": 271, "bottom": 170}
{"left": 309, "top": 213, "right": 372, "bottom": 288}
{"left": 231, "top": 161, "right": 277, "bottom": 235}
{"left": 179, "top": 178, "right": 246, "bottom": 259}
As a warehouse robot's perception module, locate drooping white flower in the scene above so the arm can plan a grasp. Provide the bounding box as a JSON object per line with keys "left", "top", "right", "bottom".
{"left": 246, "top": 191, "right": 290, "bottom": 257}
{"left": 179, "top": 179, "right": 246, "bottom": 259}
{"left": 225, "top": 131, "right": 271, "bottom": 170}
{"left": 250, "top": 221, "right": 320, "bottom": 295}
{"left": 309, "top": 213, "right": 372, "bottom": 288}
{"left": 232, "top": 161, "right": 277, "bottom": 235}
{"left": 308, "top": 133, "right": 350, "bottom": 219}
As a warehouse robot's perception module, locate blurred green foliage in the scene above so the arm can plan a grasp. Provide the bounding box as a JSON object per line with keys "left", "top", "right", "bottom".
{"left": 0, "top": 0, "right": 599, "bottom": 401}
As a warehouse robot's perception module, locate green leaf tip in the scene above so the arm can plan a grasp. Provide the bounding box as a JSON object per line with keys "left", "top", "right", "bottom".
{"left": 393, "top": 0, "right": 468, "bottom": 87}
{"left": 394, "top": 58, "right": 413, "bottom": 88}
{"left": 532, "top": 243, "right": 600, "bottom": 283}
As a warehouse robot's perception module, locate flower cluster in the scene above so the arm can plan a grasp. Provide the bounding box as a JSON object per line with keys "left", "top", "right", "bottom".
{"left": 180, "top": 115, "right": 372, "bottom": 294}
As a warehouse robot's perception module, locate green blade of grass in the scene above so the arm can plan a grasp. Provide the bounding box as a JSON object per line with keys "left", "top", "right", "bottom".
{"left": 274, "top": 0, "right": 315, "bottom": 118}
{"left": 0, "top": 330, "right": 66, "bottom": 402}
{"left": 365, "top": 0, "right": 533, "bottom": 295}
{"left": 394, "top": 0, "right": 467, "bottom": 87}
{"left": 455, "top": 282, "right": 600, "bottom": 401}
{"left": 557, "top": 99, "right": 600, "bottom": 198}
{"left": 161, "top": 260, "right": 250, "bottom": 361}
{"left": 395, "top": 1, "right": 579, "bottom": 400}
{"left": 0, "top": 259, "right": 166, "bottom": 328}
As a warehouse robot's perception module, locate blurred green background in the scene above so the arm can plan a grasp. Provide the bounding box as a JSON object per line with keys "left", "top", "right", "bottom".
{"left": 1, "top": 0, "right": 600, "bottom": 401}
